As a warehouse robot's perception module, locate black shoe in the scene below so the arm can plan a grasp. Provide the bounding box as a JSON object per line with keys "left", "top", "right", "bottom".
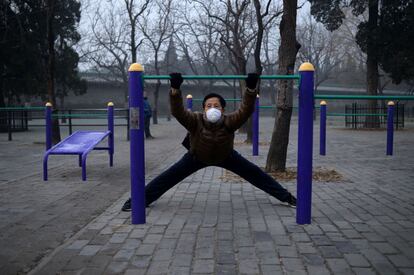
{"left": 287, "top": 194, "right": 297, "bottom": 208}
{"left": 122, "top": 198, "right": 131, "bottom": 212}
{"left": 121, "top": 198, "right": 150, "bottom": 211}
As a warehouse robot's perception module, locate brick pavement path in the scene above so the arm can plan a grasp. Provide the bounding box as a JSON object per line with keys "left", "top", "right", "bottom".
{"left": 0, "top": 121, "right": 185, "bottom": 274}
{"left": 2, "top": 117, "right": 414, "bottom": 275}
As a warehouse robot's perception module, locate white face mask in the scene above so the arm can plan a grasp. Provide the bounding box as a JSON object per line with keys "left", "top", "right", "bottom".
{"left": 205, "top": 107, "right": 222, "bottom": 123}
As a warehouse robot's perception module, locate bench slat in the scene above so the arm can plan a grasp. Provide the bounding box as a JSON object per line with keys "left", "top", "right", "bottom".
{"left": 49, "top": 131, "right": 110, "bottom": 154}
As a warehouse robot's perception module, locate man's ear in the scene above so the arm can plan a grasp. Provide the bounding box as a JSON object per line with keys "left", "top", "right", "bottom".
{"left": 221, "top": 108, "right": 225, "bottom": 113}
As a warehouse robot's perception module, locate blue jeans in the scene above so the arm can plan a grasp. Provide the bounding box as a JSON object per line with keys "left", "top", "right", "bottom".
{"left": 145, "top": 150, "right": 291, "bottom": 205}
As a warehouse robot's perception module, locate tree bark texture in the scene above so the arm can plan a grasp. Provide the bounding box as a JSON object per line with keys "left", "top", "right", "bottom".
{"left": 365, "top": 0, "right": 380, "bottom": 128}
{"left": 47, "top": 0, "right": 61, "bottom": 143}
{"left": 265, "top": 0, "right": 299, "bottom": 172}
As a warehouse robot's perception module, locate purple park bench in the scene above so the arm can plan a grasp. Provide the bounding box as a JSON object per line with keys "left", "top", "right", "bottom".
{"left": 43, "top": 103, "right": 114, "bottom": 181}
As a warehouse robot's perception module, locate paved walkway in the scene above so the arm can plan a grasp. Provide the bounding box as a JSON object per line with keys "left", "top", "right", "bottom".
{"left": 1, "top": 117, "right": 414, "bottom": 275}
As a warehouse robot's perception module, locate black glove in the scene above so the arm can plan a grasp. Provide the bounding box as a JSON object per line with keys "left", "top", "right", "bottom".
{"left": 169, "top": 73, "right": 184, "bottom": 89}
{"left": 245, "top": 73, "right": 260, "bottom": 90}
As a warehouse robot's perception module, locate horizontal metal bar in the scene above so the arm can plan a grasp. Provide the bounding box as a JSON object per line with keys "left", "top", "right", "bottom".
{"left": 192, "top": 98, "right": 242, "bottom": 102}
{"left": 52, "top": 114, "right": 108, "bottom": 118}
{"left": 143, "top": 74, "right": 300, "bottom": 80}
{"left": 28, "top": 124, "right": 128, "bottom": 127}
{"left": 0, "top": 107, "right": 45, "bottom": 111}
{"left": 314, "top": 94, "right": 414, "bottom": 100}
{"left": 327, "top": 113, "right": 386, "bottom": 117}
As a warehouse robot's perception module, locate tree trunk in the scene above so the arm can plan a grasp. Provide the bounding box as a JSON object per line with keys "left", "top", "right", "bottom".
{"left": 265, "top": 0, "right": 299, "bottom": 172}
{"left": 0, "top": 77, "right": 5, "bottom": 108}
{"left": 47, "top": 0, "right": 61, "bottom": 143}
{"left": 153, "top": 80, "right": 160, "bottom": 124}
{"left": 365, "top": 0, "right": 380, "bottom": 128}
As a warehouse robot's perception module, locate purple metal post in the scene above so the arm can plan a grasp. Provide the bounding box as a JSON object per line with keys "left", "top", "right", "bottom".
{"left": 297, "top": 62, "right": 315, "bottom": 225}
{"left": 319, "top": 101, "right": 327, "bottom": 156}
{"left": 129, "top": 64, "right": 146, "bottom": 224}
{"left": 45, "top": 103, "right": 52, "bottom": 150}
{"left": 108, "top": 102, "right": 114, "bottom": 166}
{"left": 386, "top": 101, "right": 394, "bottom": 156}
{"left": 252, "top": 95, "right": 259, "bottom": 156}
{"left": 186, "top": 95, "right": 193, "bottom": 111}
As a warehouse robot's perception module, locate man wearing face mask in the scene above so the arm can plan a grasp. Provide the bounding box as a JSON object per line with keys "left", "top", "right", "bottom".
{"left": 122, "top": 72, "right": 296, "bottom": 211}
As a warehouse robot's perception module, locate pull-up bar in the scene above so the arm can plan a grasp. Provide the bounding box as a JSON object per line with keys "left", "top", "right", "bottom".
{"left": 315, "top": 95, "right": 414, "bottom": 100}
{"left": 128, "top": 62, "right": 314, "bottom": 226}
{"left": 143, "top": 74, "right": 300, "bottom": 80}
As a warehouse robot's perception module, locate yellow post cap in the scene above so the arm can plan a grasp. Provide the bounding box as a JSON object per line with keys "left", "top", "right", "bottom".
{"left": 128, "top": 63, "right": 144, "bottom": 72}
{"left": 388, "top": 101, "right": 395, "bottom": 106}
{"left": 299, "top": 62, "right": 315, "bottom": 72}
{"left": 186, "top": 94, "right": 193, "bottom": 99}
{"left": 107, "top": 102, "right": 114, "bottom": 107}
{"left": 320, "top": 100, "right": 327, "bottom": 105}
{"left": 45, "top": 102, "right": 52, "bottom": 107}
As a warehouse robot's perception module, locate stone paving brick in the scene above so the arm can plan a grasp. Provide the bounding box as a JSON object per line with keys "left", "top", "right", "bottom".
{"left": 238, "top": 259, "right": 260, "bottom": 274}
{"left": 344, "top": 253, "right": 371, "bottom": 267}
{"left": 136, "top": 244, "right": 157, "bottom": 256}
{"left": 129, "top": 228, "right": 148, "bottom": 239}
{"left": 306, "top": 265, "right": 331, "bottom": 275}
{"left": 386, "top": 254, "right": 414, "bottom": 268}
{"left": 124, "top": 268, "right": 146, "bottom": 275}
{"left": 302, "top": 253, "right": 325, "bottom": 266}
{"left": 171, "top": 253, "right": 192, "bottom": 267}
{"left": 192, "top": 259, "right": 214, "bottom": 273}
{"left": 66, "top": 240, "right": 89, "bottom": 250}
{"left": 147, "top": 260, "right": 170, "bottom": 274}
{"left": 319, "top": 245, "right": 343, "bottom": 258}
{"left": 79, "top": 245, "right": 102, "bottom": 256}
{"left": 370, "top": 242, "right": 398, "bottom": 254}
{"left": 297, "top": 243, "right": 318, "bottom": 254}
{"left": 113, "top": 249, "right": 134, "bottom": 261}
{"left": 215, "top": 264, "right": 237, "bottom": 275}
{"left": 352, "top": 267, "right": 377, "bottom": 275}
{"left": 280, "top": 257, "right": 305, "bottom": 272}
{"left": 260, "top": 264, "right": 283, "bottom": 275}
{"left": 326, "top": 258, "right": 353, "bottom": 274}
{"left": 400, "top": 268, "right": 414, "bottom": 275}
{"left": 104, "top": 261, "right": 128, "bottom": 274}
{"left": 109, "top": 232, "right": 128, "bottom": 244}
{"left": 98, "top": 242, "right": 122, "bottom": 256}
{"left": 276, "top": 246, "right": 298, "bottom": 258}
{"left": 130, "top": 255, "right": 151, "bottom": 268}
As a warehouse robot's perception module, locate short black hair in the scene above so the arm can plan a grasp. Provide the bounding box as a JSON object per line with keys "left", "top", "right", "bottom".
{"left": 202, "top": 93, "right": 226, "bottom": 108}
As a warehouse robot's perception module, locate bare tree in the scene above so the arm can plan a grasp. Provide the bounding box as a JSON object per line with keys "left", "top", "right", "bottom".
{"left": 81, "top": 0, "right": 150, "bottom": 105}
{"left": 173, "top": 1, "right": 234, "bottom": 94}
{"left": 266, "top": 0, "right": 301, "bottom": 172}
{"left": 297, "top": 13, "right": 346, "bottom": 92}
{"left": 139, "top": 0, "right": 173, "bottom": 124}
{"left": 194, "top": 0, "right": 282, "bottom": 143}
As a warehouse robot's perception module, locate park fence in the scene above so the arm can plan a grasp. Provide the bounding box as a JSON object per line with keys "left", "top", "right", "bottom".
{"left": 344, "top": 103, "right": 405, "bottom": 129}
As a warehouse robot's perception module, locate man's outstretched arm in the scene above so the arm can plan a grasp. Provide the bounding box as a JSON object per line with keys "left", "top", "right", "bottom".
{"left": 226, "top": 73, "right": 259, "bottom": 130}
{"left": 169, "top": 73, "right": 198, "bottom": 132}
